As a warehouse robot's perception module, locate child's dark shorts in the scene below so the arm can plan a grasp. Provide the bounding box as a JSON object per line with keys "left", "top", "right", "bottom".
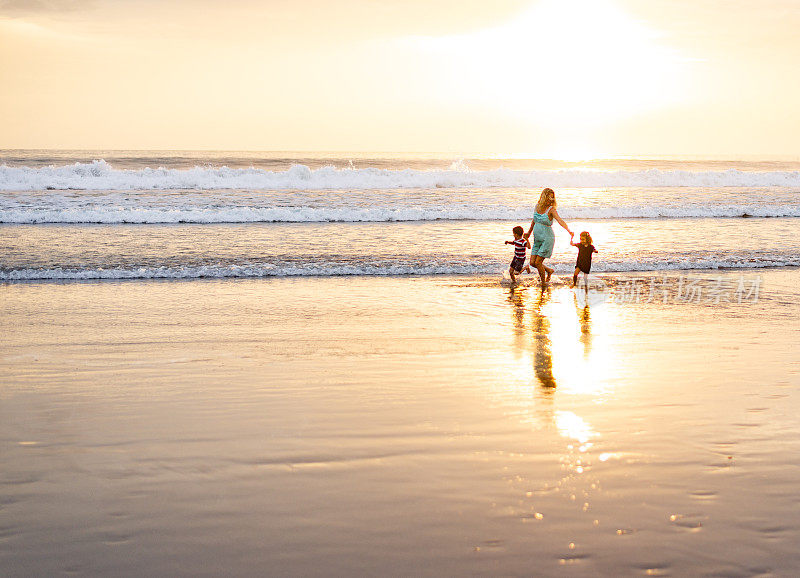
{"left": 510, "top": 257, "right": 526, "bottom": 272}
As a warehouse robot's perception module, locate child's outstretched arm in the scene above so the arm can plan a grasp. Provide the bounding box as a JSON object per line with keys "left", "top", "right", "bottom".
{"left": 551, "top": 208, "right": 573, "bottom": 237}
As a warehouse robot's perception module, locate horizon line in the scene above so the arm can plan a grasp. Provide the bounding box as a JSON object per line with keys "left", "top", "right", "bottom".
{"left": 1, "top": 149, "right": 799, "bottom": 162}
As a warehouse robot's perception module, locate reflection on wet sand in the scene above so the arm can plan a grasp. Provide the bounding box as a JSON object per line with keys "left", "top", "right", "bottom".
{"left": 531, "top": 289, "right": 556, "bottom": 388}
{"left": 507, "top": 286, "right": 528, "bottom": 356}
{"left": 576, "top": 298, "right": 592, "bottom": 360}
{"left": 506, "top": 287, "right": 559, "bottom": 389}
{"left": 504, "top": 285, "right": 603, "bottom": 399}
{"left": 502, "top": 286, "right": 603, "bottom": 539}
{"left": 505, "top": 286, "right": 555, "bottom": 389}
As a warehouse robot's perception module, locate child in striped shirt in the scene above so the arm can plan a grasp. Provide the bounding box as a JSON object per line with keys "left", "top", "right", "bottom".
{"left": 504, "top": 225, "right": 531, "bottom": 284}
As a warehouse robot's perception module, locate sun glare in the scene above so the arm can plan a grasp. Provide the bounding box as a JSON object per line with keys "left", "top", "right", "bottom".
{"left": 407, "top": 0, "right": 685, "bottom": 130}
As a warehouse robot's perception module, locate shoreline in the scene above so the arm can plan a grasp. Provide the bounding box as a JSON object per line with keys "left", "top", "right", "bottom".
{"left": 1, "top": 264, "right": 795, "bottom": 285}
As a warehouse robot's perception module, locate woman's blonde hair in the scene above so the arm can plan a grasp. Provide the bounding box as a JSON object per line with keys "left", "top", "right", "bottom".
{"left": 580, "top": 231, "right": 593, "bottom": 245}
{"left": 536, "top": 187, "right": 556, "bottom": 213}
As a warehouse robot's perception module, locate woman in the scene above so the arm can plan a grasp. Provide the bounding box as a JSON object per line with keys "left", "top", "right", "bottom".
{"left": 526, "top": 188, "right": 573, "bottom": 287}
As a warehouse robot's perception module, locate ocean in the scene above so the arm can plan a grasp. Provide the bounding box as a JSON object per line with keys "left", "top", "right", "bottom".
{"left": 2, "top": 150, "right": 800, "bottom": 281}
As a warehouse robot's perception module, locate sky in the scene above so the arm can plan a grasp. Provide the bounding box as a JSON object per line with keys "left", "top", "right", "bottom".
{"left": 1, "top": 0, "right": 799, "bottom": 157}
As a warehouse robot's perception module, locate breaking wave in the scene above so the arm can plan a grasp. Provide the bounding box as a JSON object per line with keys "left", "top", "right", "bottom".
{"left": 3, "top": 204, "right": 799, "bottom": 224}
{"left": 3, "top": 160, "right": 800, "bottom": 191}
{"left": 3, "top": 256, "right": 797, "bottom": 281}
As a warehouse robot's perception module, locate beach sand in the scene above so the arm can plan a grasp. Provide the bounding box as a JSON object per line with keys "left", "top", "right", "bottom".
{"left": 2, "top": 269, "right": 799, "bottom": 576}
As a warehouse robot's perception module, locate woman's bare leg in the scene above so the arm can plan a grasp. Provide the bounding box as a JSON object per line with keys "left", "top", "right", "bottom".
{"left": 533, "top": 256, "right": 547, "bottom": 286}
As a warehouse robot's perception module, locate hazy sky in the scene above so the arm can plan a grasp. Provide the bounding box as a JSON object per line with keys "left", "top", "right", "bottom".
{"left": 1, "top": 0, "right": 798, "bottom": 156}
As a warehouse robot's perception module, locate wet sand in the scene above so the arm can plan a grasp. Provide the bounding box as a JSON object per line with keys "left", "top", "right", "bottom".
{"left": 1, "top": 270, "right": 799, "bottom": 576}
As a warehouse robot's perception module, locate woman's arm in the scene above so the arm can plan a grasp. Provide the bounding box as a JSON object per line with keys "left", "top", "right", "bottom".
{"left": 525, "top": 220, "right": 535, "bottom": 238}
{"left": 550, "top": 208, "right": 573, "bottom": 236}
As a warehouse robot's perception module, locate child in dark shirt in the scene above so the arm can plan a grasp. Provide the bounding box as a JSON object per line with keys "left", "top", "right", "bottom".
{"left": 570, "top": 231, "right": 598, "bottom": 288}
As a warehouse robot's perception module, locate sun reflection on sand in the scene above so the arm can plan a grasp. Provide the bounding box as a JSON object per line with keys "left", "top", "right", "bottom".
{"left": 496, "top": 285, "right": 609, "bottom": 439}
{"left": 555, "top": 411, "right": 596, "bottom": 445}
{"left": 491, "top": 285, "right": 622, "bottom": 529}
{"left": 504, "top": 285, "right": 614, "bottom": 395}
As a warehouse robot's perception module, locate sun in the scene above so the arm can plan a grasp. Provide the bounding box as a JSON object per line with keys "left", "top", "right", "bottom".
{"left": 406, "top": 0, "right": 686, "bottom": 130}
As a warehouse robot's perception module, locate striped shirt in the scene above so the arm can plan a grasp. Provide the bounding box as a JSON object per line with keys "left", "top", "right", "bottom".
{"left": 513, "top": 237, "right": 528, "bottom": 258}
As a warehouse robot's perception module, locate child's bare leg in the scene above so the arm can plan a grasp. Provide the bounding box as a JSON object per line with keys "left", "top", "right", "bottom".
{"left": 509, "top": 267, "right": 517, "bottom": 284}
{"left": 533, "top": 257, "right": 547, "bottom": 286}
{"left": 544, "top": 262, "right": 553, "bottom": 282}
{"left": 572, "top": 267, "right": 580, "bottom": 287}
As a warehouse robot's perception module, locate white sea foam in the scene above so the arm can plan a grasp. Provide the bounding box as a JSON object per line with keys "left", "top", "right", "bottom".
{"left": 2, "top": 204, "right": 798, "bottom": 224}
{"left": 3, "top": 256, "right": 796, "bottom": 281}
{"left": 3, "top": 160, "right": 800, "bottom": 191}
